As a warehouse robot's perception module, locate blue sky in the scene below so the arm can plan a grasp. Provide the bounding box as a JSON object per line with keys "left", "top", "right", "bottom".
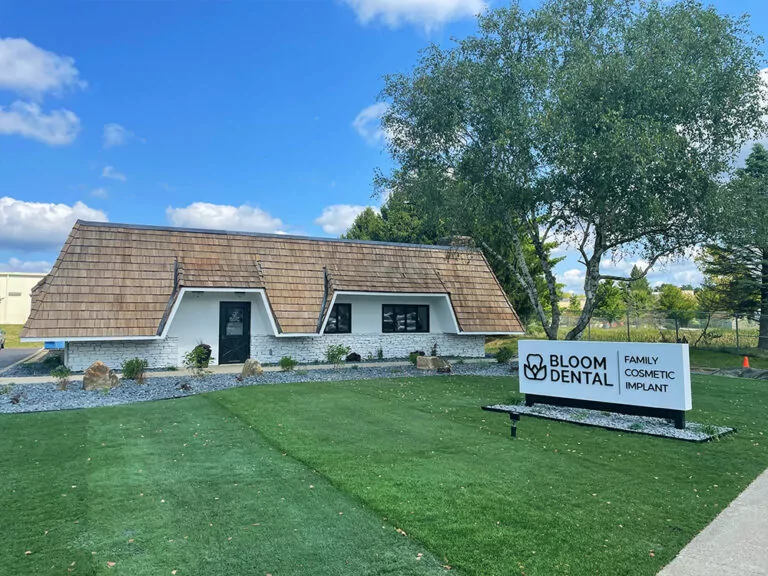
{"left": 1, "top": 0, "right": 766, "bottom": 293}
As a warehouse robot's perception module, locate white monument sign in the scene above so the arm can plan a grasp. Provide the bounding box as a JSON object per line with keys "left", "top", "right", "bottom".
{"left": 519, "top": 340, "right": 692, "bottom": 411}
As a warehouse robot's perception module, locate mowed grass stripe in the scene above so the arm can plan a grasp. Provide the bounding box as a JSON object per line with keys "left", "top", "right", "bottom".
{"left": 0, "top": 395, "right": 454, "bottom": 576}
{"left": 211, "top": 375, "right": 768, "bottom": 576}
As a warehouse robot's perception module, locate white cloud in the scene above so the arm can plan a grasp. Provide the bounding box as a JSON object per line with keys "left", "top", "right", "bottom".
{"left": 557, "top": 268, "right": 586, "bottom": 294}
{"left": 166, "top": 202, "right": 285, "bottom": 233}
{"left": 103, "top": 123, "right": 140, "bottom": 148}
{"left": 315, "top": 204, "right": 377, "bottom": 235}
{"left": 90, "top": 188, "right": 108, "bottom": 199}
{"left": 0, "top": 101, "right": 80, "bottom": 145}
{"left": 0, "top": 257, "right": 52, "bottom": 273}
{"left": 0, "top": 196, "right": 107, "bottom": 251}
{"left": 101, "top": 165, "right": 126, "bottom": 182}
{"left": 353, "top": 102, "right": 389, "bottom": 145}
{"left": 343, "top": 0, "right": 485, "bottom": 29}
{"left": 0, "top": 37, "right": 85, "bottom": 98}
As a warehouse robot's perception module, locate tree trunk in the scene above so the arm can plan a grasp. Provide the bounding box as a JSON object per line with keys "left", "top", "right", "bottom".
{"left": 759, "top": 247, "right": 768, "bottom": 350}
{"left": 565, "top": 252, "right": 602, "bottom": 340}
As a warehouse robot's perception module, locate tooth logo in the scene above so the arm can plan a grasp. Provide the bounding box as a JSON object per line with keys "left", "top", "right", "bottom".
{"left": 523, "top": 354, "right": 547, "bottom": 381}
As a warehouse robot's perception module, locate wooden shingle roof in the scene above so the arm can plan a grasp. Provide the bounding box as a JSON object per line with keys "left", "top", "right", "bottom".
{"left": 21, "top": 221, "right": 523, "bottom": 339}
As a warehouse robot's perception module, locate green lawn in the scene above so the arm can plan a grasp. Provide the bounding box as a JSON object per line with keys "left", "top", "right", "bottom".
{"left": 1, "top": 375, "right": 766, "bottom": 575}
{"left": 0, "top": 324, "right": 42, "bottom": 348}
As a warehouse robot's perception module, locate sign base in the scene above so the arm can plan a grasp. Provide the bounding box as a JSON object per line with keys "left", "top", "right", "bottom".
{"left": 525, "top": 394, "right": 686, "bottom": 430}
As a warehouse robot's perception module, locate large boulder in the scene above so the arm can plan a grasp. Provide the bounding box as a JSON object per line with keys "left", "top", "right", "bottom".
{"left": 240, "top": 359, "right": 264, "bottom": 378}
{"left": 83, "top": 361, "right": 120, "bottom": 391}
{"left": 416, "top": 356, "right": 451, "bottom": 372}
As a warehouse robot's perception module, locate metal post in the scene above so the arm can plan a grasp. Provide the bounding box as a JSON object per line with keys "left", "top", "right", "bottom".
{"left": 675, "top": 318, "right": 680, "bottom": 343}
{"left": 735, "top": 316, "right": 740, "bottom": 351}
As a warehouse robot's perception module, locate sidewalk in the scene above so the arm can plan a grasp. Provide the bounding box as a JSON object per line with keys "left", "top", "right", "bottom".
{"left": 0, "top": 358, "right": 494, "bottom": 386}
{"left": 658, "top": 468, "right": 768, "bottom": 576}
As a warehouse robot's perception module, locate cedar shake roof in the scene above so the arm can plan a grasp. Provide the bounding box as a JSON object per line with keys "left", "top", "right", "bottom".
{"left": 21, "top": 221, "right": 524, "bottom": 339}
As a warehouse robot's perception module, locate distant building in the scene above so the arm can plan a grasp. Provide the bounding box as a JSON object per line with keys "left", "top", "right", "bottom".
{"left": 0, "top": 272, "right": 46, "bottom": 325}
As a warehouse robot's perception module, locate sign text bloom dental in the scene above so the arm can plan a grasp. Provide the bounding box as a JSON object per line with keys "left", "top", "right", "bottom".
{"left": 519, "top": 340, "right": 692, "bottom": 411}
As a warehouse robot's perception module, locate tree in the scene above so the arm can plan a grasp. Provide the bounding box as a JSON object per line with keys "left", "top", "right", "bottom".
{"left": 566, "top": 293, "right": 582, "bottom": 316}
{"left": 343, "top": 190, "right": 557, "bottom": 325}
{"left": 702, "top": 144, "right": 768, "bottom": 348}
{"left": 657, "top": 284, "right": 697, "bottom": 327}
{"left": 376, "top": 0, "right": 766, "bottom": 340}
{"left": 623, "top": 265, "right": 653, "bottom": 317}
{"left": 594, "top": 281, "right": 627, "bottom": 325}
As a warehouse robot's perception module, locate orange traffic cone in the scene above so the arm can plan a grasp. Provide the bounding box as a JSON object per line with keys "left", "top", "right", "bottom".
{"left": 743, "top": 356, "right": 750, "bottom": 369}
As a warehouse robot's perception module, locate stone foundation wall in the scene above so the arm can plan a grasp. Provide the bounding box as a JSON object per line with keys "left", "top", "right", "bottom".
{"left": 250, "top": 333, "right": 486, "bottom": 364}
{"left": 65, "top": 338, "right": 179, "bottom": 372}
{"left": 63, "top": 333, "right": 485, "bottom": 371}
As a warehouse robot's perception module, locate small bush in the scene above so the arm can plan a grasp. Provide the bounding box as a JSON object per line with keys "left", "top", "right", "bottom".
{"left": 165, "top": 365, "right": 178, "bottom": 372}
{"left": 326, "top": 344, "right": 351, "bottom": 367}
{"left": 0, "top": 384, "right": 12, "bottom": 395}
{"left": 121, "top": 357, "right": 148, "bottom": 383}
{"left": 496, "top": 346, "right": 515, "bottom": 364}
{"left": 430, "top": 342, "right": 438, "bottom": 357}
{"left": 50, "top": 365, "right": 72, "bottom": 391}
{"left": 279, "top": 356, "right": 298, "bottom": 371}
{"left": 377, "top": 347, "right": 384, "bottom": 360}
{"left": 408, "top": 350, "right": 426, "bottom": 365}
{"left": 184, "top": 343, "right": 214, "bottom": 377}
{"left": 42, "top": 353, "right": 64, "bottom": 370}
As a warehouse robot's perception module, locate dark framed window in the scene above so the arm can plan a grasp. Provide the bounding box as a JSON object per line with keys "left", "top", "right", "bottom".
{"left": 382, "top": 305, "right": 430, "bottom": 333}
{"left": 325, "top": 303, "right": 351, "bottom": 334}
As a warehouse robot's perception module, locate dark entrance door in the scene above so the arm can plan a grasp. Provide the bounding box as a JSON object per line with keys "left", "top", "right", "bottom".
{"left": 219, "top": 302, "right": 251, "bottom": 364}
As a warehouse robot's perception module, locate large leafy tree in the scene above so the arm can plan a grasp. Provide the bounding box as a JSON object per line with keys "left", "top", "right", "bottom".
{"left": 343, "top": 190, "right": 558, "bottom": 324}
{"left": 376, "top": 0, "right": 766, "bottom": 339}
{"left": 657, "top": 284, "right": 698, "bottom": 328}
{"left": 702, "top": 144, "right": 768, "bottom": 348}
{"left": 622, "top": 265, "right": 653, "bottom": 317}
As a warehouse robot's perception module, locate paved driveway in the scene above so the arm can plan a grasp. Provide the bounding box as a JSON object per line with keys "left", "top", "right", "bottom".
{"left": 0, "top": 348, "right": 39, "bottom": 372}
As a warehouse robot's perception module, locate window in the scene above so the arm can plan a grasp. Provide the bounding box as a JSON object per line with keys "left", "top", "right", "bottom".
{"left": 382, "top": 305, "right": 429, "bottom": 333}
{"left": 325, "top": 303, "right": 351, "bottom": 334}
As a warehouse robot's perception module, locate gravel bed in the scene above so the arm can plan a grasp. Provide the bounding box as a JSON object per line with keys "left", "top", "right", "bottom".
{"left": 0, "top": 362, "right": 514, "bottom": 414}
{"left": 484, "top": 403, "right": 734, "bottom": 442}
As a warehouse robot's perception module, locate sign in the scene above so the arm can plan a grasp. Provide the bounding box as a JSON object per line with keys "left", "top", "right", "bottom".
{"left": 519, "top": 340, "right": 691, "bottom": 411}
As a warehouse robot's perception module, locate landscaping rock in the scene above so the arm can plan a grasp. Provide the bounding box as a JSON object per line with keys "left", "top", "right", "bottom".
{"left": 240, "top": 359, "right": 264, "bottom": 378}
{"left": 416, "top": 356, "right": 451, "bottom": 371}
{"left": 346, "top": 352, "right": 362, "bottom": 362}
{"left": 82, "top": 361, "right": 120, "bottom": 390}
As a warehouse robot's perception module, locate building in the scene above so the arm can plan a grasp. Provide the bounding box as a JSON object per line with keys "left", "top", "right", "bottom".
{"left": 21, "top": 221, "right": 524, "bottom": 371}
{"left": 1, "top": 272, "right": 47, "bottom": 325}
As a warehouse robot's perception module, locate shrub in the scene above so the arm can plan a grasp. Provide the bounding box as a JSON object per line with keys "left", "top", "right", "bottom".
{"left": 184, "top": 343, "right": 214, "bottom": 377}
{"left": 42, "top": 353, "right": 64, "bottom": 370}
{"left": 430, "top": 341, "right": 439, "bottom": 357}
{"left": 325, "top": 344, "right": 350, "bottom": 367}
{"left": 50, "top": 365, "right": 73, "bottom": 391}
{"left": 496, "top": 346, "right": 515, "bottom": 364}
{"left": 377, "top": 347, "right": 384, "bottom": 361}
{"left": 121, "top": 357, "right": 148, "bottom": 383}
{"left": 408, "top": 350, "right": 426, "bottom": 365}
{"left": 279, "top": 356, "right": 298, "bottom": 371}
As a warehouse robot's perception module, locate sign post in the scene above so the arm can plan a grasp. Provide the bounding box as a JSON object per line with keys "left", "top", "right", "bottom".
{"left": 519, "top": 340, "right": 692, "bottom": 429}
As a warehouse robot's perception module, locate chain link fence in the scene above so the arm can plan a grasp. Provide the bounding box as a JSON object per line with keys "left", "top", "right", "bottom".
{"left": 552, "top": 310, "right": 762, "bottom": 349}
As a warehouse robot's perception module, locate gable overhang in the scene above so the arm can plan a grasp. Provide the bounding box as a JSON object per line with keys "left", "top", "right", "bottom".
{"left": 159, "top": 287, "right": 281, "bottom": 338}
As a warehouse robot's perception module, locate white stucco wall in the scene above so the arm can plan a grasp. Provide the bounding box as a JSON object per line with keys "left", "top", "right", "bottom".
{"left": 331, "top": 294, "right": 457, "bottom": 333}
{"left": 0, "top": 272, "right": 46, "bottom": 325}
{"left": 166, "top": 291, "right": 273, "bottom": 367}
